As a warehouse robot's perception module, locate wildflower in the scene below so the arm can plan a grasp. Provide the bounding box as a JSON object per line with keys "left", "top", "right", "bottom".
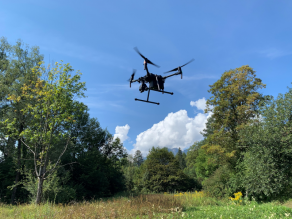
{"left": 229, "top": 192, "right": 243, "bottom": 205}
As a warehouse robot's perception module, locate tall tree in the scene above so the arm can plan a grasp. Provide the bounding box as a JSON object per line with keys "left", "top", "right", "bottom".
{"left": 175, "top": 148, "right": 186, "bottom": 170}
{"left": 133, "top": 150, "right": 143, "bottom": 167}
{"left": 184, "top": 140, "right": 205, "bottom": 179}
{"left": 0, "top": 37, "right": 44, "bottom": 204}
{"left": 203, "top": 65, "right": 269, "bottom": 164}
{"left": 2, "top": 61, "right": 87, "bottom": 204}
{"left": 53, "top": 110, "right": 127, "bottom": 200}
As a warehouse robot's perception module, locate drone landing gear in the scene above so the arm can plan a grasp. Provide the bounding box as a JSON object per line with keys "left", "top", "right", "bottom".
{"left": 135, "top": 89, "right": 159, "bottom": 105}
{"left": 134, "top": 89, "right": 173, "bottom": 105}
{"left": 135, "top": 98, "right": 160, "bottom": 105}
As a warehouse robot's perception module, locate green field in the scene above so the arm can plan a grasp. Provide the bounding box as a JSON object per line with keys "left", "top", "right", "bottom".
{"left": 1, "top": 192, "right": 292, "bottom": 218}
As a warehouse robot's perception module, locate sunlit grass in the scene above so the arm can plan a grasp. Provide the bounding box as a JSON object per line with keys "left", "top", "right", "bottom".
{"left": 1, "top": 192, "right": 292, "bottom": 218}
{"left": 0, "top": 194, "right": 184, "bottom": 218}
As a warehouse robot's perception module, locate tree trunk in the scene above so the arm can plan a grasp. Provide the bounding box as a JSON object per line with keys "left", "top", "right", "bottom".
{"left": 10, "top": 136, "right": 22, "bottom": 205}
{"left": 36, "top": 174, "right": 44, "bottom": 204}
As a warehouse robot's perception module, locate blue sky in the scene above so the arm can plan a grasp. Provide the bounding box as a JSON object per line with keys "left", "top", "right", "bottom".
{"left": 1, "top": 0, "right": 292, "bottom": 155}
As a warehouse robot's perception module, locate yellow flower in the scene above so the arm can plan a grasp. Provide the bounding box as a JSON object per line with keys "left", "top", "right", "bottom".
{"left": 229, "top": 192, "right": 242, "bottom": 205}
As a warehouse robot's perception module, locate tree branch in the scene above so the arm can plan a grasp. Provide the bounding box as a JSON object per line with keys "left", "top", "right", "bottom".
{"left": 20, "top": 138, "right": 38, "bottom": 177}
{"left": 44, "top": 135, "right": 71, "bottom": 179}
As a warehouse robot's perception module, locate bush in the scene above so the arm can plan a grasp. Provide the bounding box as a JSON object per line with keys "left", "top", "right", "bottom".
{"left": 202, "top": 165, "right": 233, "bottom": 198}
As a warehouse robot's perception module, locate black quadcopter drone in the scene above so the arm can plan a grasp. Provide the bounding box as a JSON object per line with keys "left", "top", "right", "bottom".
{"left": 128, "top": 47, "right": 194, "bottom": 105}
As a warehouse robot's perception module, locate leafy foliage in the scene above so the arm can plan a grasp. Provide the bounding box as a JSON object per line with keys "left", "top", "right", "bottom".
{"left": 137, "top": 147, "right": 195, "bottom": 193}
{"left": 2, "top": 38, "right": 292, "bottom": 206}
{"left": 237, "top": 88, "right": 292, "bottom": 200}
{"left": 0, "top": 37, "right": 44, "bottom": 204}
{"left": 133, "top": 150, "right": 143, "bottom": 167}
{"left": 204, "top": 65, "right": 268, "bottom": 164}
{"left": 175, "top": 148, "right": 186, "bottom": 170}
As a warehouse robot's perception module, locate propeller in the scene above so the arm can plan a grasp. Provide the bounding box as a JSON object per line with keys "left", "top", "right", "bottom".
{"left": 164, "top": 59, "right": 194, "bottom": 74}
{"left": 134, "top": 47, "right": 160, "bottom": 68}
{"left": 127, "top": 69, "right": 136, "bottom": 88}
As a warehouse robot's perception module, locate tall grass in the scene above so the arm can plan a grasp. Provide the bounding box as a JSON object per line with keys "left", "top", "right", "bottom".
{"left": 0, "top": 194, "right": 184, "bottom": 218}
{"left": 0, "top": 192, "right": 292, "bottom": 218}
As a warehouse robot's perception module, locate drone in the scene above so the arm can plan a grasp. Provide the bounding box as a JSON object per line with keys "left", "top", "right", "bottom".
{"left": 128, "top": 47, "right": 194, "bottom": 105}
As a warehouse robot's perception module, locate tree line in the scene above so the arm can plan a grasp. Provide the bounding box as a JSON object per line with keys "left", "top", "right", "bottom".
{"left": 115, "top": 59, "right": 292, "bottom": 202}
{"left": 0, "top": 38, "right": 127, "bottom": 204}
{"left": 1, "top": 37, "right": 292, "bottom": 205}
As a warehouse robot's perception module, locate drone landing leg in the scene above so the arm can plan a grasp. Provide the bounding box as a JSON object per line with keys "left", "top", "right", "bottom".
{"left": 147, "top": 89, "right": 150, "bottom": 101}
{"left": 135, "top": 98, "right": 159, "bottom": 105}
{"left": 135, "top": 89, "right": 160, "bottom": 105}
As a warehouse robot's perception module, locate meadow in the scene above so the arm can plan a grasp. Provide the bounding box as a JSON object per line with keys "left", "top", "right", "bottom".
{"left": 1, "top": 192, "right": 292, "bottom": 218}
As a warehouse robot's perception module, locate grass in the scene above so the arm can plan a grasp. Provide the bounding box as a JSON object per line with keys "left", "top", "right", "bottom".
{"left": 183, "top": 201, "right": 292, "bottom": 218}
{"left": 0, "top": 192, "right": 292, "bottom": 218}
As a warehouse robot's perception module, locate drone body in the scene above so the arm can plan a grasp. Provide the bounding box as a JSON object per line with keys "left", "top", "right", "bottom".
{"left": 128, "top": 47, "right": 194, "bottom": 105}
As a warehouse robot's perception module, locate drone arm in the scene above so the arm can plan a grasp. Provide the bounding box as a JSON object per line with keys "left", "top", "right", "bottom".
{"left": 163, "top": 71, "right": 181, "bottom": 79}
{"left": 144, "top": 61, "right": 150, "bottom": 77}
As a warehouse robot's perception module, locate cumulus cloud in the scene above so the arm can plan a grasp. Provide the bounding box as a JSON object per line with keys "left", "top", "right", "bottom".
{"left": 132, "top": 98, "right": 211, "bottom": 156}
{"left": 190, "top": 97, "right": 207, "bottom": 111}
{"left": 113, "top": 124, "right": 130, "bottom": 143}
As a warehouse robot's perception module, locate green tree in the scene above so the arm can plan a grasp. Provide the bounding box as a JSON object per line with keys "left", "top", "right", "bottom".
{"left": 184, "top": 140, "right": 204, "bottom": 180}
{"left": 140, "top": 147, "right": 193, "bottom": 193}
{"left": 121, "top": 155, "right": 138, "bottom": 193}
{"left": 184, "top": 117, "right": 216, "bottom": 186}
{"left": 203, "top": 65, "right": 268, "bottom": 165}
{"left": 196, "top": 65, "right": 270, "bottom": 197}
{"left": 237, "top": 88, "right": 292, "bottom": 200}
{"left": 175, "top": 148, "right": 186, "bottom": 170}
{"left": 59, "top": 111, "right": 127, "bottom": 200}
{"left": 0, "top": 156, "right": 16, "bottom": 203}
{"left": 0, "top": 37, "right": 44, "bottom": 204}
{"left": 133, "top": 150, "right": 143, "bottom": 167}
{"left": 2, "top": 61, "right": 87, "bottom": 204}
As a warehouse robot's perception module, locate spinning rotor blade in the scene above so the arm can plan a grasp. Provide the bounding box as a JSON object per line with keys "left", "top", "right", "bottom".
{"left": 134, "top": 47, "right": 160, "bottom": 68}
{"left": 127, "top": 69, "right": 136, "bottom": 82}
{"left": 131, "top": 69, "right": 136, "bottom": 81}
{"left": 128, "top": 69, "right": 136, "bottom": 88}
{"left": 180, "top": 58, "right": 195, "bottom": 68}
{"left": 134, "top": 47, "right": 146, "bottom": 60}
{"left": 164, "top": 59, "right": 194, "bottom": 74}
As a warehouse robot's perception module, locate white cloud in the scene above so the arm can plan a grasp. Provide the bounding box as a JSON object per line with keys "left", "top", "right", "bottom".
{"left": 113, "top": 124, "right": 130, "bottom": 143}
{"left": 258, "top": 48, "right": 292, "bottom": 59}
{"left": 132, "top": 98, "right": 211, "bottom": 156}
{"left": 190, "top": 97, "right": 207, "bottom": 111}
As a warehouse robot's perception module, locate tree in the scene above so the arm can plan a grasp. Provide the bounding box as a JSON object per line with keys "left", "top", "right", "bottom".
{"left": 237, "top": 88, "right": 292, "bottom": 200}
{"left": 2, "top": 61, "right": 87, "bottom": 204}
{"left": 58, "top": 112, "right": 127, "bottom": 200}
{"left": 203, "top": 65, "right": 269, "bottom": 165}
{"left": 140, "top": 147, "right": 193, "bottom": 193}
{"left": 0, "top": 37, "right": 44, "bottom": 204}
{"left": 201, "top": 116, "right": 215, "bottom": 139}
{"left": 175, "top": 148, "right": 186, "bottom": 170}
{"left": 121, "top": 154, "right": 138, "bottom": 193}
{"left": 133, "top": 150, "right": 143, "bottom": 167}
{"left": 184, "top": 141, "right": 204, "bottom": 179}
